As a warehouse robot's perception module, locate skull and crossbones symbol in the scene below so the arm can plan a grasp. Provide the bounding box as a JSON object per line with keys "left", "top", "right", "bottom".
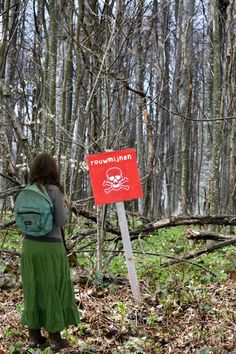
{"left": 103, "top": 167, "right": 130, "bottom": 193}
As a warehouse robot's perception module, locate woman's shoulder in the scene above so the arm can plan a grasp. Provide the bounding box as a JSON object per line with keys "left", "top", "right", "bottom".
{"left": 46, "top": 184, "right": 62, "bottom": 194}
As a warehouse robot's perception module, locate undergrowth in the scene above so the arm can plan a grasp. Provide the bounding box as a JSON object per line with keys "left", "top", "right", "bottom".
{"left": 1, "top": 224, "right": 236, "bottom": 353}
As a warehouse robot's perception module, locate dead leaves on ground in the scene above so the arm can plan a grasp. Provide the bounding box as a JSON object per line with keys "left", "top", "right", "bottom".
{"left": 1, "top": 281, "right": 236, "bottom": 353}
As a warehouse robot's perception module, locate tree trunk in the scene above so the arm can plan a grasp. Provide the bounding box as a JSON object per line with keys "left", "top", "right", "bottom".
{"left": 207, "top": 0, "right": 224, "bottom": 215}
{"left": 180, "top": 0, "right": 195, "bottom": 214}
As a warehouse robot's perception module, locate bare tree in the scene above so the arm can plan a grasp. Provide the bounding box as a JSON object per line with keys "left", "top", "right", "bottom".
{"left": 0, "top": 0, "right": 235, "bottom": 224}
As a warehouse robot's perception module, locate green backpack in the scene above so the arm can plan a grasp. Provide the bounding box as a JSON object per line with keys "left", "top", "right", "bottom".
{"left": 14, "top": 184, "right": 53, "bottom": 236}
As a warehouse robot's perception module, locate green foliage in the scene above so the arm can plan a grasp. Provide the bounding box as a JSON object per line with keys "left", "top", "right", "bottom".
{"left": 115, "top": 301, "right": 128, "bottom": 326}
{"left": 2, "top": 225, "right": 236, "bottom": 312}
{"left": 27, "top": 347, "right": 53, "bottom": 354}
{"left": 147, "top": 311, "right": 158, "bottom": 326}
{"left": 8, "top": 343, "right": 23, "bottom": 354}
{"left": 15, "top": 304, "right": 24, "bottom": 315}
{"left": 0, "top": 260, "right": 6, "bottom": 273}
{"left": 92, "top": 271, "right": 104, "bottom": 285}
{"left": 4, "top": 327, "right": 24, "bottom": 339}
{"left": 107, "top": 226, "right": 236, "bottom": 300}
{"left": 1, "top": 229, "right": 22, "bottom": 252}
{"left": 117, "top": 336, "right": 155, "bottom": 352}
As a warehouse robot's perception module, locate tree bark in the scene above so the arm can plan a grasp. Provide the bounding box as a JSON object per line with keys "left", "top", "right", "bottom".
{"left": 207, "top": 0, "right": 224, "bottom": 215}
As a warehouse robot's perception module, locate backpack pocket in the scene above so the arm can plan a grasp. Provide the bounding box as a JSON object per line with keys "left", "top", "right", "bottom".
{"left": 15, "top": 207, "right": 53, "bottom": 236}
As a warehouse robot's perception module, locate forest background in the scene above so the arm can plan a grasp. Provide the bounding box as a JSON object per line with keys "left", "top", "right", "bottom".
{"left": 1, "top": 0, "right": 236, "bottom": 353}
{"left": 0, "top": 0, "right": 235, "bottom": 217}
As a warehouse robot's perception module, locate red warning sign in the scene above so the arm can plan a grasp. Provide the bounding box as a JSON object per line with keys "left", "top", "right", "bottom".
{"left": 87, "top": 148, "right": 143, "bottom": 205}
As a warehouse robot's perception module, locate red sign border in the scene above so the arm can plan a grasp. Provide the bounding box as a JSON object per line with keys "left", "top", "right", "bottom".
{"left": 87, "top": 148, "right": 143, "bottom": 205}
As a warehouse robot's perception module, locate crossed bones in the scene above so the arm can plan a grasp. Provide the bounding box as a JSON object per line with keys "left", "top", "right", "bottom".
{"left": 103, "top": 167, "right": 130, "bottom": 193}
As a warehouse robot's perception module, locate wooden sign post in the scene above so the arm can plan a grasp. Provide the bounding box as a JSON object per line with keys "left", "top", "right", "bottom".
{"left": 116, "top": 201, "right": 141, "bottom": 301}
{"left": 87, "top": 148, "right": 143, "bottom": 302}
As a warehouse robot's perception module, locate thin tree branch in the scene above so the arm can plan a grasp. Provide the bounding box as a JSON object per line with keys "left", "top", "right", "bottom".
{"left": 0, "top": 172, "right": 21, "bottom": 185}
{"left": 162, "top": 237, "right": 236, "bottom": 267}
{"left": 71, "top": 249, "right": 217, "bottom": 277}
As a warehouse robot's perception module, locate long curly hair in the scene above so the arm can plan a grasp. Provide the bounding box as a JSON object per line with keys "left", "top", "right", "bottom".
{"left": 29, "top": 153, "right": 64, "bottom": 193}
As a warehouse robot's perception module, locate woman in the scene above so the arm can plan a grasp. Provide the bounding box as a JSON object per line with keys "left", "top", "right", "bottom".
{"left": 20, "top": 152, "right": 80, "bottom": 351}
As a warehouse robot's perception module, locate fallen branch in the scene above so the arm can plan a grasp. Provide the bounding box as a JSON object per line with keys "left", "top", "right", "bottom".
{"left": 0, "top": 248, "right": 21, "bottom": 257}
{"left": 2, "top": 212, "right": 236, "bottom": 242}
{"left": 111, "top": 214, "right": 236, "bottom": 237}
{"left": 0, "top": 220, "right": 16, "bottom": 229}
{"left": 71, "top": 249, "right": 217, "bottom": 277}
{"left": 153, "top": 215, "right": 236, "bottom": 228}
{"left": 0, "top": 186, "right": 22, "bottom": 199}
{"left": 0, "top": 172, "right": 21, "bottom": 185}
{"left": 162, "top": 237, "right": 236, "bottom": 267}
{"left": 187, "top": 230, "right": 234, "bottom": 241}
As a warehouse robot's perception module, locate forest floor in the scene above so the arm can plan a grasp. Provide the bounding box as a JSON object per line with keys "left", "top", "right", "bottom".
{"left": 1, "top": 273, "right": 236, "bottom": 354}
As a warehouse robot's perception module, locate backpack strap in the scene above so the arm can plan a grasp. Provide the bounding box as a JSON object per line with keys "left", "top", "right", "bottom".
{"left": 31, "top": 183, "right": 53, "bottom": 207}
{"left": 31, "top": 183, "right": 54, "bottom": 219}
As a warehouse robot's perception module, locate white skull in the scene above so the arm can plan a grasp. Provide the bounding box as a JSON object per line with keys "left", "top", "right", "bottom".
{"left": 106, "top": 167, "right": 123, "bottom": 188}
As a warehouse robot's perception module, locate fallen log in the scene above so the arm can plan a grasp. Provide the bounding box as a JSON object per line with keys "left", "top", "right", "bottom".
{"left": 187, "top": 230, "right": 234, "bottom": 241}
{"left": 153, "top": 215, "right": 236, "bottom": 228}
{"left": 2, "top": 212, "right": 236, "bottom": 239}
{"left": 162, "top": 237, "right": 236, "bottom": 267}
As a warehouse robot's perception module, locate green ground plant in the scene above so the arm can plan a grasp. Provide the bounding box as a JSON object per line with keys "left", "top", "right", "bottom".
{"left": 105, "top": 226, "right": 235, "bottom": 295}
{"left": 4, "top": 224, "right": 235, "bottom": 295}
{"left": 1, "top": 223, "right": 236, "bottom": 352}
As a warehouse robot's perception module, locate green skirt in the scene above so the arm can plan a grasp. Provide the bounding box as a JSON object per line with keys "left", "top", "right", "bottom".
{"left": 20, "top": 239, "right": 80, "bottom": 332}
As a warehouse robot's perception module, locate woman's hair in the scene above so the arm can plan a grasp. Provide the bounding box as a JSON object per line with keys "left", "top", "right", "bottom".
{"left": 29, "top": 153, "right": 64, "bottom": 192}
